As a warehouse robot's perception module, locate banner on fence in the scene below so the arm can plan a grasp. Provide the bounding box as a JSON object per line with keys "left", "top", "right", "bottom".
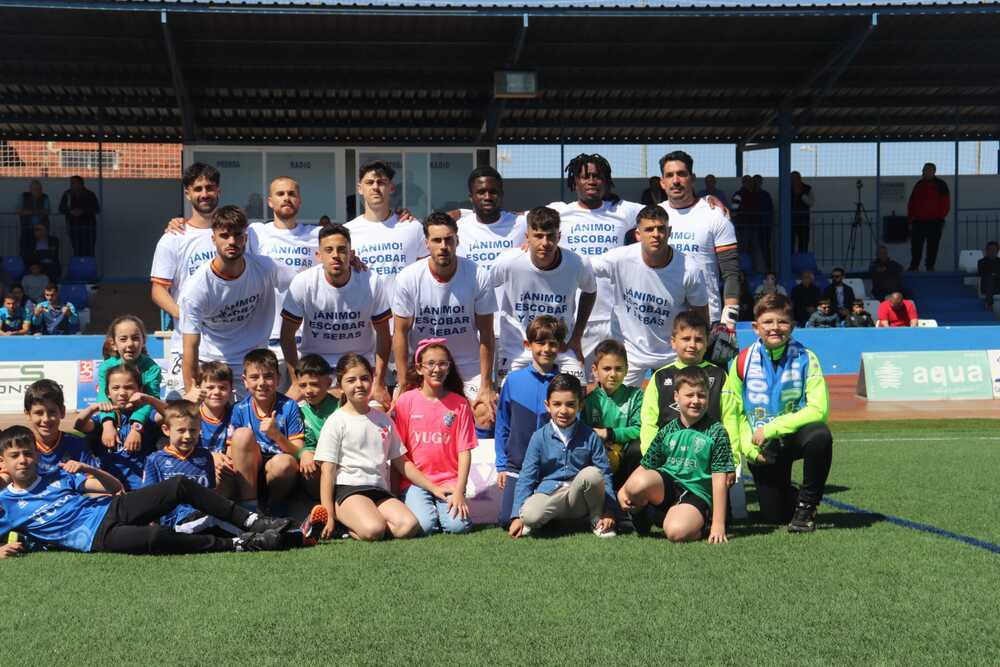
{"left": 857, "top": 350, "right": 995, "bottom": 401}
{"left": 0, "top": 361, "right": 79, "bottom": 413}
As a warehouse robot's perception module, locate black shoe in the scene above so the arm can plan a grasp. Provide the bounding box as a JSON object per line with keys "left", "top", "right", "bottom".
{"left": 234, "top": 529, "right": 285, "bottom": 552}
{"left": 247, "top": 515, "right": 292, "bottom": 534}
{"left": 629, "top": 508, "right": 653, "bottom": 536}
{"left": 788, "top": 503, "right": 817, "bottom": 533}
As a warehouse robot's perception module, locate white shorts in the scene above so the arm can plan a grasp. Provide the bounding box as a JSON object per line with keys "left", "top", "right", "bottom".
{"left": 267, "top": 339, "right": 291, "bottom": 393}
{"left": 582, "top": 320, "right": 613, "bottom": 382}
{"left": 624, "top": 360, "right": 663, "bottom": 388}
{"left": 463, "top": 375, "right": 481, "bottom": 403}
{"left": 503, "top": 350, "right": 586, "bottom": 383}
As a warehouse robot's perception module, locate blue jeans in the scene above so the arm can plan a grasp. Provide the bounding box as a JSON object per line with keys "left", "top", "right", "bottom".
{"left": 404, "top": 486, "right": 472, "bottom": 535}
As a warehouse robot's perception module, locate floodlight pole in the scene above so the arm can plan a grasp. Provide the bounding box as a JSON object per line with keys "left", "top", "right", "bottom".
{"left": 777, "top": 109, "right": 794, "bottom": 284}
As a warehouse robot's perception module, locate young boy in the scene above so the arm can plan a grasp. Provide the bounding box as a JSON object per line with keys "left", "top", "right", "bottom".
{"left": 32, "top": 284, "right": 79, "bottom": 335}
{"left": 844, "top": 300, "right": 875, "bottom": 328}
{"left": 721, "top": 293, "right": 833, "bottom": 532}
{"left": 508, "top": 373, "right": 618, "bottom": 539}
{"left": 23, "top": 379, "right": 98, "bottom": 475}
{"left": 75, "top": 362, "right": 164, "bottom": 490}
{"left": 295, "top": 354, "right": 338, "bottom": 499}
{"left": 22, "top": 262, "right": 49, "bottom": 304}
{"left": 618, "top": 366, "right": 733, "bottom": 543}
{"left": 640, "top": 311, "right": 727, "bottom": 453}
{"left": 0, "top": 425, "right": 296, "bottom": 556}
{"left": 805, "top": 298, "right": 839, "bottom": 328}
{"left": 227, "top": 348, "right": 306, "bottom": 510}
{"left": 142, "top": 400, "right": 218, "bottom": 530}
{"left": 581, "top": 339, "right": 643, "bottom": 490}
{"left": 494, "top": 315, "right": 563, "bottom": 527}
{"left": 0, "top": 294, "right": 31, "bottom": 335}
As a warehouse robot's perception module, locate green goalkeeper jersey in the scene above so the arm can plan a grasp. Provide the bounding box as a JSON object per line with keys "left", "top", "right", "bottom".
{"left": 641, "top": 416, "right": 735, "bottom": 507}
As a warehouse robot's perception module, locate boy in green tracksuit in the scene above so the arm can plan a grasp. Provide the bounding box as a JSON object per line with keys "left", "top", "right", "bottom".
{"left": 295, "top": 355, "right": 338, "bottom": 499}
{"left": 640, "top": 310, "right": 727, "bottom": 454}
{"left": 582, "top": 340, "right": 643, "bottom": 491}
{"left": 618, "top": 366, "right": 733, "bottom": 543}
{"left": 721, "top": 293, "right": 832, "bottom": 533}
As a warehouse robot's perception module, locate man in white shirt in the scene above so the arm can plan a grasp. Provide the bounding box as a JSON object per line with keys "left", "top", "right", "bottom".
{"left": 658, "top": 150, "right": 741, "bottom": 366}
{"left": 491, "top": 206, "right": 597, "bottom": 381}
{"left": 150, "top": 163, "right": 222, "bottom": 398}
{"left": 179, "top": 206, "right": 293, "bottom": 400}
{"left": 344, "top": 160, "right": 425, "bottom": 293}
{"left": 248, "top": 176, "right": 321, "bottom": 386}
{"left": 393, "top": 212, "right": 498, "bottom": 424}
{"left": 281, "top": 223, "right": 392, "bottom": 407}
{"left": 594, "top": 206, "right": 709, "bottom": 387}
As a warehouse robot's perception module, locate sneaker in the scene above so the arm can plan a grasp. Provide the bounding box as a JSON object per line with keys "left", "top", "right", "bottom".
{"left": 629, "top": 508, "right": 652, "bottom": 536}
{"left": 300, "top": 505, "right": 328, "bottom": 546}
{"left": 592, "top": 522, "right": 617, "bottom": 538}
{"left": 234, "top": 529, "right": 284, "bottom": 552}
{"left": 247, "top": 515, "right": 292, "bottom": 534}
{"left": 788, "top": 503, "right": 817, "bottom": 533}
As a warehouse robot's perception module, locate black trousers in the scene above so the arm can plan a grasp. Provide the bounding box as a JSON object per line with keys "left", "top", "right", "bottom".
{"left": 747, "top": 422, "right": 833, "bottom": 524}
{"left": 68, "top": 221, "right": 97, "bottom": 257}
{"left": 793, "top": 224, "right": 810, "bottom": 254}
{"left": 909, "top": 219, "right": 945, "bottom": 270}
{"left": 613, "top": 442, "right": 643, "bottom": 493}
{"left": 93, "top": 477, "right": 251, "bottom": 554}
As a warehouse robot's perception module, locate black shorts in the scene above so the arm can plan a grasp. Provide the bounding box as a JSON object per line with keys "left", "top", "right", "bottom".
{"left": 334, "top": 484, "right": 393, "bottom": 506}
{"left": 652, "top": 470, "right": 711, "bottom": 525}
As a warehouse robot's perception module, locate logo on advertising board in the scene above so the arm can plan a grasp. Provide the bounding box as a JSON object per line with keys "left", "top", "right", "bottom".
{"left": 858, "top": 351, "right": 994, "bottom": 401}
{"left": 0, "top": 362, "right": 78, "bottom": 412}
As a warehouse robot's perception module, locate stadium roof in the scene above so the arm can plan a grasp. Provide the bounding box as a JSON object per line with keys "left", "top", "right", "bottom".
{"left": 0, "top": 0, "right": 998, "bottom": 144}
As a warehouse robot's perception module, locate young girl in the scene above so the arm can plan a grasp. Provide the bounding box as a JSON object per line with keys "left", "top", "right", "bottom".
{"left": 97, "top": 315, "right": 162, "bottom": 451}
{"left": 312, "top": 354, "right": 448, "bottom": 542}
{"left": 393, "top": 338, "right": 476, "bottom": 535}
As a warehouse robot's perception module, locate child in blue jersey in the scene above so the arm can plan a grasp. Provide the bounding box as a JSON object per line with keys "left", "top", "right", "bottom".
{"left": 0, "top": 293, "right": 31, "bottom": 335}
{"left": 75, "top": 362, "right": 164, "bottom": 490}
{"left": 96, "top": 315, "right": 163, "bottom": 452}
{"left": 194, "top": 361, "right": 238, "bottom": 498}
{"left": 31, "top": 284, "right": 79, "bottom": 335}
{"left": 227, "top": 349, "right": 306, "bottom": 510}
{"left": 0, "top": 425, "right": 299, "bottom": 557}
{"left": 22, "top": 379, "right": 98, "bottom": 475}
{"left": 494, "top": 315, "right": 562, "bottom": 527}
{"left": 142, "top": 400, "right": 218, "bottom": 530}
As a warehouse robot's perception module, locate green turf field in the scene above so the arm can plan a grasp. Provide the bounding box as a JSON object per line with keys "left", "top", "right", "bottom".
{"left": 5, "top": 420, "right": 1000, "bottom": 665}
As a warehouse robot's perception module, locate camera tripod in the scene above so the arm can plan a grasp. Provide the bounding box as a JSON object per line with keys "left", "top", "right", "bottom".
{"left": 846, "top": 180, "right": 879, "bottom": 269}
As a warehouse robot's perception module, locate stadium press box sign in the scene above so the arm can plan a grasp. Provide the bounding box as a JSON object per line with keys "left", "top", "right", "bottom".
{"left": 0, "top": 362, "right": 79, "bottom": 413}
{"left": 857, "top": 350, "right": 995, "bottom": 401}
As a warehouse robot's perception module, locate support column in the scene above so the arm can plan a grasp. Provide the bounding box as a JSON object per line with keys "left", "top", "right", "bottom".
{"left": 777, "top": 110, "right": 794, "bottom": 283}
{"left": 953, "top": 137, "right": 960, "bottom": 270}
{"left": 735, "top": 144, "right": 744, "bottom": 178}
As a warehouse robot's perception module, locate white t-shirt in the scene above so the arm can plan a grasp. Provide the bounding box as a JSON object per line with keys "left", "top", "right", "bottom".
{"left": 593, "top": 244, "right": 709, "bottom": 369}
{"left": 282, "top": 265, "right": 391, "bottom": 366}
{"left": 456, "top": 209, "right": 527, "bottom": 335}
{"left": 392, "top": 257, "right": 497, "bottom": 380}
{"left": 178, "top": 254, "right": 291, "bottom": 366}
{"left": 490, "top": 247, "right": 597, "bottom": 360}
{"left": 314, "top": 409, "right": 405, "bottom": 490}
{"left": 248, "top": 221, "right": 321, "bottom": 339}
{"left": 345, "top": 213, "right": 426, "bottom": 295}
{"left": 149, "top": 226, "right": 216, "bottom": 354}
{"left": 548, "top": 199, "right": 643, "bottom": 322}
{"left": 659, "top": 198, "right": 737, "bottom": 322}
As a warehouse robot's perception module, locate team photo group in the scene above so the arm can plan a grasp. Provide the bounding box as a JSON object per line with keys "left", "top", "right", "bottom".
{"left": 0, "top": 150, "right": 833, "bottom": 557}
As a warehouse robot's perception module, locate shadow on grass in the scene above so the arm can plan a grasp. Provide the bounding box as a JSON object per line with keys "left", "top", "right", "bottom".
{"left": 730, "top": 509, "right": 884, "bottom": 537}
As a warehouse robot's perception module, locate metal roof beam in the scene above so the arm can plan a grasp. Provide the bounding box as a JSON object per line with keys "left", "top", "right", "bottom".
{"left": 160, "top": 10, "right": 196, "bottom": 142}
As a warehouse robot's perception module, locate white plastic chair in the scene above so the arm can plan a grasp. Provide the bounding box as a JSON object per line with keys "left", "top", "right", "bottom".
{"left": 917, "top": 318, "right": 938, "bottom": 327}
{"left": 843, "top": 277, "right": 868, "bottom": 300}
{"left": 958, "top": 249, "right": 983, "bottom": 274}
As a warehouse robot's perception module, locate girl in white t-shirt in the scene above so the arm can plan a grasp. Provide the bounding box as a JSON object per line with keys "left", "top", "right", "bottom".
{"left": 313, "top": 354, "right": 448, "bottom": 541}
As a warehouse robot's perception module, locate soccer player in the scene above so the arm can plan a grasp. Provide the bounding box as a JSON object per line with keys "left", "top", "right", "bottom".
{"left": 178, "top": 206, "right": 293, "bottom": 400}
{"left": 280, "top": 223, "right": 392, "bottom": 407}
{"left": 0, "top": 293, "right": 31, "bottom": 335}
{"left": 227, "top": 349, "right": 306, "bottom": 510}
{"left": 721, "top": 294, "right": 833, "bottom": 533}
{"left": 491, "top": 206, "right": 596, "bottom": 381}
{"left": 0, "top": 425, "right": 296, "bottom": 555}
{"left": 345, "top": 160, "right": 426, "bottom": 291}
{"left": 150, "top": 163, "right": 222, "bottom": 398}
{"left": 592, "top": 205, "right": 709, "bottom": 387}
{"left": 31, "top": 284, "right": 78, "bottom": 335}
{"left": 22, "top": 379, "right": 98, "bottom": 475}
{"left": 392, "top": 212, "right": 497, "bottom": 422}
{"left": 249, "top": 176, "right": 321, "bottom": 383}
{"left": 294, "top": 354, "right": 338, "bottom": 499}
{"left": 193, "top": 361, "right": 238, "bottom": 496}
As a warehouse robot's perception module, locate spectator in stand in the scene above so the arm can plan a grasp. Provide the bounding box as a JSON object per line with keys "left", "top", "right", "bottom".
{"left": 907, "top": 162, "right": 950, "bottom": 272}
{"left": 21, "top": 263, "right": 49, "bottom": 304}
{"left": 753, "top": 175, "right": 774, "bottom": 272}
{"left": 58, "top": 175, "right": 101, "bottom": 257}
{"left": 978, "top": 240, "right": 1000, "bottom": 311}
{"left": 737, "top": 270, "right": 755, "bottom": 322}
{"left": 15, "top": 179, "right": 50, "bottom": 250}
{"left": 21, "top": 222, "right": 61, "bottom": 282}
{"left": 823, "top": 267, "right": 855, "bottom": 320}
{"left": 731, "top": 175, "right": 755, "bottom": 265}
{"left": 844, "top": 300, "right": 875, "bottom": 328}
{"left": 868, "top": 245, "right": 905, "bottom": 301}
{"left": 318, "top": 215, "right": 332, "bottom": 226}
{"left": 639, "top": 176, "right": 666, "bottom": 206}
{"left": 32, "top": 284, "right": 79, "bottom": 335}
{"left": 754, "top": 271, "right": 787, "bottom": 300}
{"left": 877, "top": 292, "right": 918, "bottom": 327}
{"left": 805, "top": 299, "right": 839, "bottom": 328}
{"left": 791, "top": 171, "right": 814, "bottom": 254}
{"left": 697, "top": 174, "right": 727, "bottom": 207}
{"left": 791, "top": 270, "right": 822, "bottom": 326}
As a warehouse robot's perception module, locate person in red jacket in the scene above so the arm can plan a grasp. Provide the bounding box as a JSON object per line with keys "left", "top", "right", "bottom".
{"left": 907, "top": 162, "right": 950, "bottom": 272}
{"left": 877, "top": 292, "right": 919, "bottom": 327}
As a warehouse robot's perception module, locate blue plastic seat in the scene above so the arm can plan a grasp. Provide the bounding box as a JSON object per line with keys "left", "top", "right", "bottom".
{"left": 64, "top": 256, "right": 99, "bottom": 283}
{"left": 59, "top": 283, "right": 89, "bottom": 310}
{"left": 739, "top": 252, "right": 754, "bottom": 273}
{"left": 3, "top": 256, "right": 25, "bottom": 282}
{"left": 791, "top": 252, "right": 819, "bottom": 275}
